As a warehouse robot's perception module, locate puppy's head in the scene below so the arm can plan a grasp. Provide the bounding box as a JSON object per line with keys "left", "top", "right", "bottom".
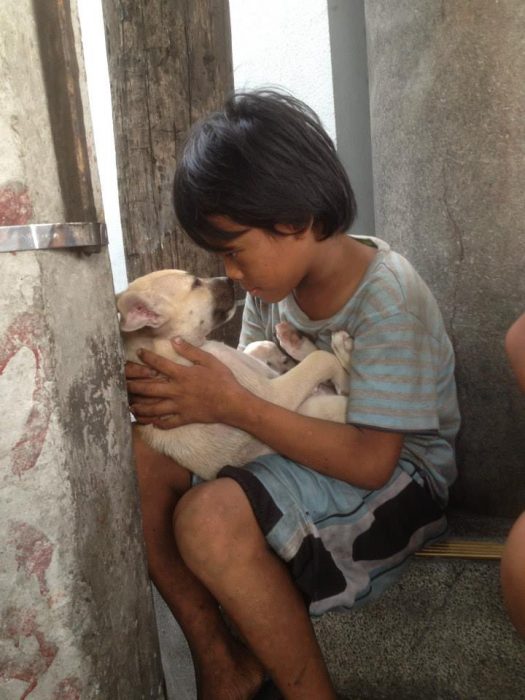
{"left": 117, "top": 269, "right": 235, "bottom": 345}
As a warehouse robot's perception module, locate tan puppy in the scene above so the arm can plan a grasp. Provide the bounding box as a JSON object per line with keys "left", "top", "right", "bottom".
{"left": 117, "top": 270, "right": 350, "bottom": 480}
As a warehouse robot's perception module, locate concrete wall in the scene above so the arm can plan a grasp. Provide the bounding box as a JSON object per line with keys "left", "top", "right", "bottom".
{"left": 229, "top": 0, "right": 336, "bottom": 141}
{"left": 0, "top": 250, "right": 164, "bottom": 699}
{"left": 365, "top": 0, "right": 525, "bottom": 517}
{"left": 327, "top": 0, "right": 375, "bottom": 237}
{"left": 0, "top": 0, "right": 64, "bottom": 225}
{"left": 0, "top": 0, "right": 165, "bottom": 696}
{"left": 77, "top": 0, "right": 128, "bottom": 292}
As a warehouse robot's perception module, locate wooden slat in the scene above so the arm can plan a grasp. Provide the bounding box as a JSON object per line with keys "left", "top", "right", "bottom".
{"left": 416, "top": 539, "right": 505, "bottom": 560}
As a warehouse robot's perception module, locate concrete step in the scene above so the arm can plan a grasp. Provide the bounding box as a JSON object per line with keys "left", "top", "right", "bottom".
{"left": 152, "top": 587, "right": 196, "bottom": 700}
{"left": 314, "top": 512, "right": 525, "bottom": 699}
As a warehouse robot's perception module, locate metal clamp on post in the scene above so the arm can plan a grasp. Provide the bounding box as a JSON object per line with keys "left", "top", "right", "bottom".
{"left": 0, "top": 222, "right": 108, "bottom": 254}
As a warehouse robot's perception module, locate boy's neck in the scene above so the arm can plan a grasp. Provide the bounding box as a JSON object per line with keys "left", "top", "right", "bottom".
{"left": 293, "top": 235, "right": 377, "bottom": 321}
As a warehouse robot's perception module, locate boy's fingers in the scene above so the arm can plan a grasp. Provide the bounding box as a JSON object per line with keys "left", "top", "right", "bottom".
{"left": 154, "top": 415, "right": 183, "bottom": 430}
{"left": 128, "top": 395, "right": 163, "bottom": 406}
{"left": 125, "top": 361, "right": 159, "bottom": 379}
{"left": 130, "top": 400, "right": 178, "bottom": 417}
{"left": 135, "top": 415, "right": 182, "bottom": 429}
{"left": 127, "top": 379, "right": 175, "bottom": 398}
{"left": 171, "top": 338, "right": 214, "bottom": 365}
{"left": 138, "top": 348, "right": 185, "bottom": 377}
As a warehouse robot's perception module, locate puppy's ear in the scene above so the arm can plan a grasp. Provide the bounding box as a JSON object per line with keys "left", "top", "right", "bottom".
{"left": 117, "top": 291, "right": 167, "bottom": 332}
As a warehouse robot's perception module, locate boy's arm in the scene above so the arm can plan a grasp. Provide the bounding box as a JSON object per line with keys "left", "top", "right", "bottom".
{"left": 225, "top": 391, "right": 404, "bottom": 490}
{"left": 506, "top": 313, "right": 525, "bottom": 393}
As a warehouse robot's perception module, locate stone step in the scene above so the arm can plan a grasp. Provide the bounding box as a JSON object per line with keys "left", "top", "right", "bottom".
{"left": 153, "top": 587, "right": 196, "bottom": 700}
{"left": 314, "top": 513, "right": 525, "bottom": 699}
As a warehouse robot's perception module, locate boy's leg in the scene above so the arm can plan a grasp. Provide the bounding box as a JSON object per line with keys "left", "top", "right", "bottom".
{"left": 174, "top": 477, "right": 337, "bottom": 700}
{"left": 132, "top": 431, "right": 266, "bottom": 700}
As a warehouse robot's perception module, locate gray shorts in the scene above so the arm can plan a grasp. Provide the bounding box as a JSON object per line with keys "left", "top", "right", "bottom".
{"left": 215, "top": 455, "right": 447, "bottom": 616}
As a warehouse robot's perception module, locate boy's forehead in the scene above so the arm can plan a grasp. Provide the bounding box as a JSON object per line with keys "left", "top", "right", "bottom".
{"left": 203, "top": 214, "right": 251, "bottom": 251}
{"left": 206, "top": 214, "right": 248, "bottom": 233}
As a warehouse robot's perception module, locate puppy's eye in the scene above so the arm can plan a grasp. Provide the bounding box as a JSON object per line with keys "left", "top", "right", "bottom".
{"left": 191, "top": 277, "right": 202, "bottom": 289}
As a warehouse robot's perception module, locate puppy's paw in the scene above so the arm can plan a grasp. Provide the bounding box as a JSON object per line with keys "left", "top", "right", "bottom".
{"left": 275, "top": 321, "right": 302, "bottom": 351}
{"left": 276, "top": 321, "right": 316, "bottom": 361}
{"left": 331, "top": 330, "right": 353, "bottom": 369}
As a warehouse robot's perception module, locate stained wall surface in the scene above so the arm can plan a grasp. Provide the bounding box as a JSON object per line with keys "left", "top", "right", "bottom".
{"left": 0, "top": 250, "right": 165, "bottom": 699}
{"left": 366, "top": 0, "right": 525, "bottom": 516}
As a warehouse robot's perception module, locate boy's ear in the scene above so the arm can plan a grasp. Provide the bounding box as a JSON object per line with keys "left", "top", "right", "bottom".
{"left": 117, "top": 291, "right": 168, "bottom": 332}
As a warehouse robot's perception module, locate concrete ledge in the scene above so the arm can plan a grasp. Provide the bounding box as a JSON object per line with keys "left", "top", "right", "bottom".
{"left": 314, "top": 513, "right": 524, "bottom": 699}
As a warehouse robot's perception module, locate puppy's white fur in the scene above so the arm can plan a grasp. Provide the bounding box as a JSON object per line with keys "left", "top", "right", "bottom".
{"left": 118, "top": 269, "right": 350, "bottom": 480}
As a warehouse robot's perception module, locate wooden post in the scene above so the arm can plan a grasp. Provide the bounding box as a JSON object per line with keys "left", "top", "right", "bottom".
{"left": 32, "top": 0, "right": 99, "bottom": 223}
{"left": 102, "top": 0, "right": 239, "bottom": 343}
{"left": 101, "top": 0, "right": 233, "bottom": 274}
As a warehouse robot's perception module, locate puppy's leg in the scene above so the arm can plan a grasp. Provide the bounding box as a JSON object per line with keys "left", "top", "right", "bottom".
{"left": 244, "top": 340, "right": 296, "bottom": 375}
{"left": 269, "top": 350, "right": 349, "bottom": 411}
{"left": 331, "top": 330, "right": 353, "bottom": 370}
{"left": 275, "top": 321, "right": 317, "bottom": 362}
{"left": 298, "top": 394, "right": 347, "bottom": 423}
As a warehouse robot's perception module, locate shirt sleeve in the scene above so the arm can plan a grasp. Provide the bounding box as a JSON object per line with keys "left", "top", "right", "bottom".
{"left": 237, "top": 294, "right": 267, "bottom": 350}
{"left": 346, "top": 311, "right": 440, "bottom": 433}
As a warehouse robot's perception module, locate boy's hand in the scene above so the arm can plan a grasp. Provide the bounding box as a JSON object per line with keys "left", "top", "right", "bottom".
{"left": 126, "top": 339, "right": 248, "bottom": 429}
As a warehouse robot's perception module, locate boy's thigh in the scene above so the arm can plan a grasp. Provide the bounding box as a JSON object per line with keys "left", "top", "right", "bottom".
{"left": 216, "top": 455, "right": 447, "bottom": 615}
{"left": 132, "top": 426, "right": 192, "bottom": 498}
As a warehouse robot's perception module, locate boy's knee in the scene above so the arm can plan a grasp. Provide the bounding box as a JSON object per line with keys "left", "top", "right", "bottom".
{"left": 173, "top": 478, "right": 259, "bottom": 571}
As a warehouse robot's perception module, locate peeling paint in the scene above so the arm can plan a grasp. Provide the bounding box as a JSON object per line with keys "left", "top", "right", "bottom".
{"left": 0, "top": 607, "right": 58, "bottom": 700}
{"left": 0, "top": 312, "right": 52, "bottom": 476}
{"left": 8, "top": 521, "right": 54, "bottom": 597}
{"left": 0, "top": 181, "right": 33, "bottom": 226}
{"left": 0, "top": 253, "right": 164, "bottom": 697}
{"left": 52, "top": 676, "right": 82, "bottom": 700}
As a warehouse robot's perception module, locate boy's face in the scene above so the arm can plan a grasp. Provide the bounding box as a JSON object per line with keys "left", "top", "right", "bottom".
{"left": 206, "top": 215, "right": 318, "bottom": 304}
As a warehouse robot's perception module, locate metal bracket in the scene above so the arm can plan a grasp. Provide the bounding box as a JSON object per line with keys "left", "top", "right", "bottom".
{"left": 0, "top": 223, "right": 108, "bottom": 254}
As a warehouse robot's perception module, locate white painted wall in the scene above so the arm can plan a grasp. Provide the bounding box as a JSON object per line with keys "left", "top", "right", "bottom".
{"left": 78, "top": 0, "right": 335, "bottom": 292}
{"left": 229, "top": 0, "right": 336, "bottom": 141}
{"left": 77, "top": 0, "right": 128, "bottom": 292}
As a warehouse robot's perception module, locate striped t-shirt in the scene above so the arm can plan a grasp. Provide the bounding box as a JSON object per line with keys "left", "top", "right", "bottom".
{"left": 238, "top": 236, "right": 460, "bottom": 506}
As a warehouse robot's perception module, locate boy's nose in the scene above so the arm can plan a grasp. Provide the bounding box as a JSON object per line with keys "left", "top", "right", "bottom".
{"left": 223, "top": 256, "right": 243, "bottom": 281}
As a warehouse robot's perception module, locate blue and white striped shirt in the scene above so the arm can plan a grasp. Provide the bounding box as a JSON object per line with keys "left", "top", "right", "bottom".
{"left": 238, "top": 236, "right": 460, "bottom": 506}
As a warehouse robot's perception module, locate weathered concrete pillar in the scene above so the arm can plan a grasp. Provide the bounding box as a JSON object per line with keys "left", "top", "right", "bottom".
{"left": 365, "top": 1, "right": 525, "bottom": 517}
{"left": 0, "top": 244, "right": 164, "bottom": 699}
{"left": 0, "top": 1, "right": 165, "bottom": 697}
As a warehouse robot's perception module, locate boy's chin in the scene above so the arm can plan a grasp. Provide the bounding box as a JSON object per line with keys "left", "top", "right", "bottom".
{"left": 251, "top": 288, "right": 288, "bottom": 304}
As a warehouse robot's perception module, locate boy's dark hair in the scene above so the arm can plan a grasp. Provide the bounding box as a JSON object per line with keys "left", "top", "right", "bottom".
{"left": 173, "top": 90, "right": 357, "bottom": 249}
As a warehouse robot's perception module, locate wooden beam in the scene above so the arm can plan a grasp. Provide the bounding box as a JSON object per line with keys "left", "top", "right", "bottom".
{"left": 32, "top": 0, "right": 98, "bottom": 223}
{"left": 101, "top": 0, "right": 234, "bottom": 279}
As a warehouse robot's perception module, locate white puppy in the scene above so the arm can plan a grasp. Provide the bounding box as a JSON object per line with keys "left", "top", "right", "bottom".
{"left": 118, "top": 269, "right": 351, "bottom": 480}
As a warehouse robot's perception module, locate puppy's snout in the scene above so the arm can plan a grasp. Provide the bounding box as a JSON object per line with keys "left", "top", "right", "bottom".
{"left": 210, "top": 277, "right": 235, "bottom": 309}
{"left": 209, "top": 276, "right": 236, "bottom": 326}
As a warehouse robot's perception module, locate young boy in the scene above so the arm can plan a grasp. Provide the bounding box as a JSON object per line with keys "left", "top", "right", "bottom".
{"left": 126, "top": 91, "right": 460, "bottom": 700}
